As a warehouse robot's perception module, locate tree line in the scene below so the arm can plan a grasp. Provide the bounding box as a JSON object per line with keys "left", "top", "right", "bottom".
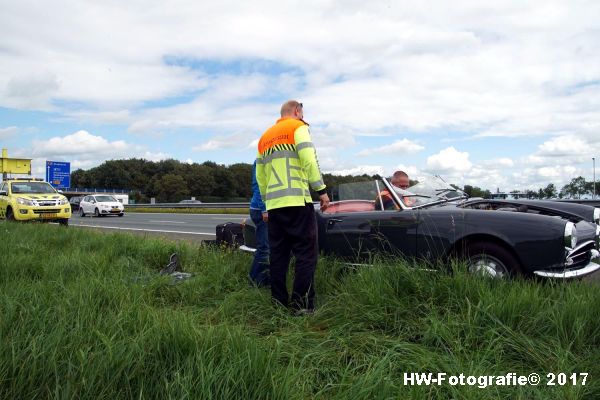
{"left": 70, "top": 158, "right": 597, "bottom": 203}
{"left": 70, "top": 159, "right": 376, "bottom": 203}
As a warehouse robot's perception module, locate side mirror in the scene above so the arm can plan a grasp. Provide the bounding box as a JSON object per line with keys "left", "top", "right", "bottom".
{"left": 0, "top": 190, "right": 7, "bottom": 196}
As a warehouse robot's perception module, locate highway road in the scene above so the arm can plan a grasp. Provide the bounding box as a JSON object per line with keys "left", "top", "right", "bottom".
{"left": 69, "top": 212, "right": 247, "bottom": 242}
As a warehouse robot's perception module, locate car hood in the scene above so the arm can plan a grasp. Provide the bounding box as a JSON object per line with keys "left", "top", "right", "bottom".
{"left": 460, "top": 199, "right": 596, "bottom": 223}
{"left": 16, "top": 194, "right": 64, "bottom": 200}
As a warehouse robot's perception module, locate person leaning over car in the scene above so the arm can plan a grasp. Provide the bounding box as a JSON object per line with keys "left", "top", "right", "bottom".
{"left": 375, "top": 170, "right": 410, "bottom": 210}
{"left": 248, "top": 160, "right": 270, "bottom": 287}
{"left": 255, "top": 100, "right": 330, "bottom": 315}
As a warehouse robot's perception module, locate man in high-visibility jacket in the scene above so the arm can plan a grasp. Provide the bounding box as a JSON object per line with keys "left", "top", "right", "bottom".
{"left": 256, "top": 100, "right": 330, "bottom": 314}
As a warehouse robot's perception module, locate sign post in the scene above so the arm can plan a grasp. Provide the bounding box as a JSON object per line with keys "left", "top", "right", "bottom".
{"left": 46, "top": 161, "right": 71, "bottom": 189}
{"left": 1, "top": 149, "right": 32, "bottom": 180}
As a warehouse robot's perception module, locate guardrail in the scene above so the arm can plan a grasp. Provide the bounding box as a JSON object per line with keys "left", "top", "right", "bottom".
{"left": 125, "top": 202, "right": 249, "bottom": 209}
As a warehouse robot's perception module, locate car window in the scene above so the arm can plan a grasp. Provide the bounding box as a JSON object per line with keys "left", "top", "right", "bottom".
{"left": 0, "top": 182, "right": 6, "bottom": 193}
{"left": 325, "top": 180, "right": 386, "bottom": 213}
{"left": 95, "top": 195, "right": 117, "bottom": 202}
{"left": 10, "top": 182, "right": 56, "bottom": 194}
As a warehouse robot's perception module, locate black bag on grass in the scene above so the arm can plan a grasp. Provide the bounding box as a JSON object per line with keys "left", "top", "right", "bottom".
{"left": 215, "top": 222, "right": 244, "bottom": 247}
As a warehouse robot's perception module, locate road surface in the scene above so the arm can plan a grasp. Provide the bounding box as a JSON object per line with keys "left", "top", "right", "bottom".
{"left": 70, "top": 212, "right": 246, "bottom": 242}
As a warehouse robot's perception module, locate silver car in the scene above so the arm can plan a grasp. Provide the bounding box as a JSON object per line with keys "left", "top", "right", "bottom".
{"left": 79, "top": 194, "right": 125, "bottom": 217}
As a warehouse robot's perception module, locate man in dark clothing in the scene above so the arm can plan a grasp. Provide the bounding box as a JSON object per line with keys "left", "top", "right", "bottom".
{"left": 249, "top": 160, "right": 270, "bottom": 286}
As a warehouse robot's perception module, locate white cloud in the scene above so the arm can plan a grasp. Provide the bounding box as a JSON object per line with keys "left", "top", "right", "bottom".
{"left": 426, "top": 147, "right": 472, "bottom": 173}
{"left": 142, "top": 151, "right": 170, "bottom": 162}
{"left": 393, "top": 164, "right": 419, "bottom": 178}
{"left": 514, "top": 165, "right": 584, "bottom": 191}
{"left": 25, "top": 130, "right": 171, "bottom": 178}
{"left": 32, "top": 130, "right": 129, "bottom": 158}
{"left": 497, "top": 158, "right": 514, "bottom": 167}
{"left": 63, "top": 110, "right": 132, "bottom": 125}
{"left": 0, "top": 126, "right": 18, "bottom": 139}
{"left": 357, "top": 139, "right": 424, "bottom": 157}
{"left": 193, "top": 137, "right": 242, "bottom": 151}
{"left": 2, "top": 1, "right": 600, "bottom": 191}
{"left": 537, "top": 135, "right": 589, "bottom": 157}
{"left": 327, "top": 165, "right": 384, "bottom": 177}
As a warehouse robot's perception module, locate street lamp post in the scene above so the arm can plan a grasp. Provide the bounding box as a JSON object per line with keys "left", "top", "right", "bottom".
{"left": 593, "top": 157, "right": 596, "bottom": 200}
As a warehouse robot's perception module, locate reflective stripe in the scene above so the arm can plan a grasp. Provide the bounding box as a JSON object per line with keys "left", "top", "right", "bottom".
{"left": 265, "top": 187, "right": 309, "bottom": 200}
{"left": 310, "top": 180, "right": 324, "bottom": 188}
{"left": 262, "top": 150, "right": 299, "bottom": 164}
{"left": 267, "top": 166, "right": 284, "bottom": 190}
{"left": 296, "top": 142, "right": 315, "bottom": 151}
{"left": 256, "top": 158, "right": 265, "bottom": 165}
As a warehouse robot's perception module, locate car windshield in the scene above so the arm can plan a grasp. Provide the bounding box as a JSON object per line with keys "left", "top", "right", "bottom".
{"left": 10, "top": 182, "right": 56, "bottom": 194}
{"left": 392, "top": 174, "right": 466, "bottom": 207}
{"left": 329, "top": 175, "right": 466, "bottom": 210}
{"left": 95, "top": 195, "right": 117, "bottom": 202}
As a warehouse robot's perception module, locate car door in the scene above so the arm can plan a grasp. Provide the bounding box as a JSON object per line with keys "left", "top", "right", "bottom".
{"left": 0, "top": 182, "right": 7, "bottom": 218}
{"left": 88, "top": 196, "right": 97, "bottom": 213}
{"left": 82, "top": 196, "right": 91, "bottom": 213}
{"left": 372, "top": 209, "right": 420, "bottom": 258}
{"left": 320, "top": 211, "right": 380, "bottom": 259}
{"left": 321, "top": 209, "right": 420, "bottom": 260}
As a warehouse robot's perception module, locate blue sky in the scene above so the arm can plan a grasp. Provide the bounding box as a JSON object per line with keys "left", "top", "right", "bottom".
{"left": 1, "top": 0, "right": 599, "bottom": 192}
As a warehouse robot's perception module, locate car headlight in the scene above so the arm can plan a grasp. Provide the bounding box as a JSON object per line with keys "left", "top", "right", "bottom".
{"left": 594, "top": 208, "right": 600, "bottom": 225}
{"left": 16, "top": 197, "right": 35, "bottom": 206}
{"left": 564, "top": 222, "right": 577, "bottom": 249}
{"left": 58, "top": 198, "right": 69, "bottom": 205}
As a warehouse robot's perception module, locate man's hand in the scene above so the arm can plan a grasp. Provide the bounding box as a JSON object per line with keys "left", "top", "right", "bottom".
{"left": 262, "top": 211, "right": 268, "bottom": 222}
{"left": 319, "top": 193, "right": 330, "bottom": 211}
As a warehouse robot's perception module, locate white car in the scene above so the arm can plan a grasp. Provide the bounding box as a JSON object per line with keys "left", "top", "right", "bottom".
{"left": 79, "top": 194, "right": 124, "bottom": 217}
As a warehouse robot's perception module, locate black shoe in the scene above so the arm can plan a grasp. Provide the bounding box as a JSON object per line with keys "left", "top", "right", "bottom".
{"left": 292, "top": 308, "right": 315, "bottom": 317}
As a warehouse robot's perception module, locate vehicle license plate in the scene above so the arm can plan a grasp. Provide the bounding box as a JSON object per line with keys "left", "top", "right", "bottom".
{"left": 40, "top": 213, "right": 57, "bottom": 219}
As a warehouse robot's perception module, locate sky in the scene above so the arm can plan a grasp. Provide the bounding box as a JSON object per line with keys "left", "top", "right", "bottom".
{"left": 1, "top": 0, "right": 599, "bottom": 192}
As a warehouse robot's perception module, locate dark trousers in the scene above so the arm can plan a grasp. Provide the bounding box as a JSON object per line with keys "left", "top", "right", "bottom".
{"left": 249, "top": 209, "right": 270, "bottom": 286}
{"left": 268, "top": 203, "right": 318, "bottom": 310}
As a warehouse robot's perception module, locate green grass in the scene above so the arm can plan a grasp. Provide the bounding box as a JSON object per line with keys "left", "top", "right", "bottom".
{"left": 125, "top": 207, "right": 248, "bottom": 215}
{"left": 1, "top": 222, "right": 599, "bottom": 399}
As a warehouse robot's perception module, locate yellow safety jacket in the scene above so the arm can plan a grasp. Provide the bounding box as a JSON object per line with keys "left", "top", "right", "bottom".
{"left": 256, "top": 117, "right": 326, "bottom": 211}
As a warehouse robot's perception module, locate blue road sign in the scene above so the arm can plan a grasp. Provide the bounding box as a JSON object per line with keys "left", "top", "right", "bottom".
{"left": 46, "top": 161, "right": 71, "bottom": 189}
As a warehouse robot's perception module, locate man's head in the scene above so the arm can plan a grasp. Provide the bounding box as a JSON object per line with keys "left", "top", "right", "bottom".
{"left": 391, "top": 170, "right": 410, "bottom": 189}
{"left": 280, "top": 100, "right": 304, "bottom": 120}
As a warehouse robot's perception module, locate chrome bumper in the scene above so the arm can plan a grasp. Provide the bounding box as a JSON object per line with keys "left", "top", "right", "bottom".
{"left": 534, "top": 249, "right": 600, "bottom": 278}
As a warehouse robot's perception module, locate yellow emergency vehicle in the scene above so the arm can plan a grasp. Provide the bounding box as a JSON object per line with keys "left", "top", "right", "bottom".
{"left": 0, "top": 178, "right": 71, "bottom": 226}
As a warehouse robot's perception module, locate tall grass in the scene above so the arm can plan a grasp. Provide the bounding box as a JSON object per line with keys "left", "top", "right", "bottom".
{"left": 0, "top": 222, "right": 598, "bottom": 399}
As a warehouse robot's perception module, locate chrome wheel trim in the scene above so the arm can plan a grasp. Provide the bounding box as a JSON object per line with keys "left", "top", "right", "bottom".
{"left": 468, "top": 256, "right": 509, "bottom": 278}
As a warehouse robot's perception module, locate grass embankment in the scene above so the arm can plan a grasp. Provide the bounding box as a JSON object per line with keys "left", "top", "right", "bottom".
{"left": 1, "top": 222, "right": 599, "bottom": 399}
{"left": 125, "top": 207, "right": 248, "bottom": 215}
